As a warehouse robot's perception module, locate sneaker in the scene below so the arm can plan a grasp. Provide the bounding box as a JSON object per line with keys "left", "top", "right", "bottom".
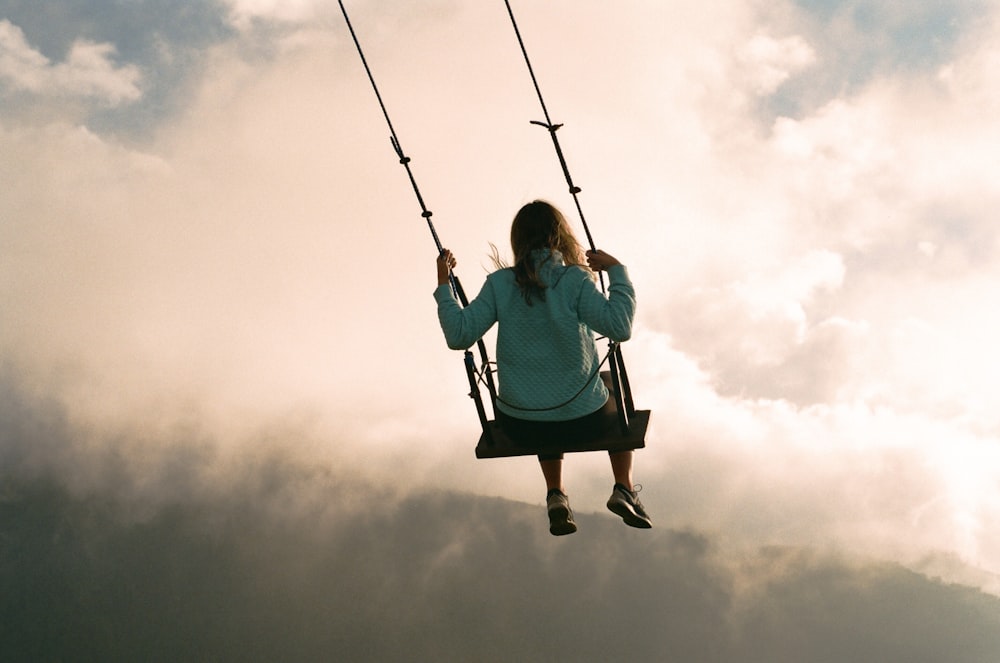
{"left": 546, "top": 489, "right": 578, "bottom": 536}
{"left": 606, "top": 483, "right": 652, "bottom": 528}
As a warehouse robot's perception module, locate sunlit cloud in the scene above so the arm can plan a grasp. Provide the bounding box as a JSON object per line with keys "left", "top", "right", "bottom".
{"left": 738, "top": 33, "right": 816, "bottom": 95}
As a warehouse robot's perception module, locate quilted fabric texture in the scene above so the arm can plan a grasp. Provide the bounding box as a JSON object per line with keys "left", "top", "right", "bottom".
{"left": 434, "top": 249, "right": 636, "bottom": 421}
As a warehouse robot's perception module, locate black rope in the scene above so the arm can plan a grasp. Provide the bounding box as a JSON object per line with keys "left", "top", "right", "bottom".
{"left": 337, "top": 0, "right": 498, "bottom": 407}
{"left": 337, "top": 1, "right": 446, "bottom": 271}
{"left": 502, "top": 0, "right": 643, "bottom": 432}
{"left": 338, "top": 1, "right": 636, "bottom": 432}
{"left": 502, "top": 0, "right": 604, "bottom": 290}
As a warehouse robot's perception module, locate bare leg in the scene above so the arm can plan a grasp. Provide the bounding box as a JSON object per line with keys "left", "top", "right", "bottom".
{"left": 609, "top": 450, "right": 634, "bottom": 490}
{"left": 539, "top": 458, "right": 563, "bottom": 492}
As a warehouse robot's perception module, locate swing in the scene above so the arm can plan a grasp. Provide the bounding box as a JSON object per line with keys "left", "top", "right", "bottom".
{"left": 338, "top": 0, "right": 650, "bottom": 458}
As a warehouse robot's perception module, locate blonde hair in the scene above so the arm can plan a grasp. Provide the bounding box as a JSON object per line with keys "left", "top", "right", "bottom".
{"left": 495, "top": 200, "right": 588, "bottom": 304}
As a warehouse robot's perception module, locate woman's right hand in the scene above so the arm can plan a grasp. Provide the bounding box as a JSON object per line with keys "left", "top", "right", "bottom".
{"left": 437, "top": 249, "right": 456, "bottom": 286}
{"left": 586, "top": 249, "right": 621, "bottom": 271}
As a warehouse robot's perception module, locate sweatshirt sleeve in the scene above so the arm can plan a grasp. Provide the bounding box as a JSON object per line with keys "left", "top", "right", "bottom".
{"left": 433, "top": 278, "right": 499, "bottom": 350}
{"left": 576, "top": 264, "right": 636, "bottom": 342}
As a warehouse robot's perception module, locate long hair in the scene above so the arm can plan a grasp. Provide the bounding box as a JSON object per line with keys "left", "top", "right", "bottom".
{"left": 500, "top": 200, "right": 588, "bottom": 304}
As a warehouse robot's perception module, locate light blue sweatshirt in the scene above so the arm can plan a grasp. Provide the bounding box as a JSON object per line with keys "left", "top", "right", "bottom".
{"left": 434, "top": 249, "right": 636, "bottom": 421}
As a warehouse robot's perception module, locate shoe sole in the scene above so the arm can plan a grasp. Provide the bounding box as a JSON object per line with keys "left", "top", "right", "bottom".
{"left": 607, "top": 500, "right": 652, "bottom": 529}
{"left": 548, "top": 505, "right": 578, "bottom": 536}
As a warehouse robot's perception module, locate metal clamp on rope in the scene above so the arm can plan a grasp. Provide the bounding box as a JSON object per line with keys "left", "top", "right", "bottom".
{"left": 531, "top": 120, "right": 563, "bottom": 132}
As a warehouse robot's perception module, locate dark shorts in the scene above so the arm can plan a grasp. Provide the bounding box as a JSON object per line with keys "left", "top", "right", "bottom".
{"left": 496, "top": 407, "right": 611, "bottom": 461}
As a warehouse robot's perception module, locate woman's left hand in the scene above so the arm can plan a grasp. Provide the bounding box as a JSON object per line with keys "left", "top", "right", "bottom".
{"left": 586, "top": 249, "right": 621, "bottom": 271}
{"left": 437, "top": 249, "right": 457, "bottom": 286}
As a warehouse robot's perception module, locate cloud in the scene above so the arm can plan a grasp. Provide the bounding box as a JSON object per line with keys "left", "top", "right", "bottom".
{"left": 223, "top": 0, "right": 327, "bottom": 27}
{"left": 219, "top": 0, "right": 442, "bottom": 33}
{"left": 0, "top": 19, "right": 141, "bottom": 105}
{"left": 639, "top": 4, "right": 1000, "bottom": 428}
{"left": 738, "top": 33, "right": 816, "bottom": 95}
{"left": 2, "top": 420, "right": 998, "bottom": 662}
{"left": 627, "top": 344, "right": 1000, "bottom": 590}
{"left": 2, "top": 2, "right": 1000, "bottom": 641}
{"left": 674, "top": 249, "right": 845, "bottom": 362}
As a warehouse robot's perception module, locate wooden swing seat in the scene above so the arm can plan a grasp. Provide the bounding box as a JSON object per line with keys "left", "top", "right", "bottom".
{"left": 474, "top": 372, "right": 650, "bottom": 459}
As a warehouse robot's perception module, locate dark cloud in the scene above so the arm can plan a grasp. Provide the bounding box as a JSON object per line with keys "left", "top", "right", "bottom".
{"left": 4, "top": 474, "right": 999, "bottom": 662}
{"left": 2, "top": 378, "right": 998, "bottom": 662}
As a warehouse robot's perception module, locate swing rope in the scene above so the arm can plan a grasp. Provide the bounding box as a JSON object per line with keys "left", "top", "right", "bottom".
{"left": 502, "top": 0, "right": 603, "bottom": 291}
{"left": 338, "top": 0, "right": 446, "bottom": 277}
{"left": 337, "top": 0, "right": 499, "bottom": 414}
{"left": 338, "top": 0, "right": 641, "bottom": 441}
{"left": 503, "top": 0, "right": 640, "bottom": 433}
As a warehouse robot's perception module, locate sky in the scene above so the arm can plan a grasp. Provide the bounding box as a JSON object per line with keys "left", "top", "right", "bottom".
{"left": 2, "top": 0, "right": 1000, "bottom": 659}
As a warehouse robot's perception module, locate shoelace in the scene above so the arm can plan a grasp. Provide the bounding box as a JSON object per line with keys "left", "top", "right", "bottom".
{"left": 621, "top": 483, "right": 644, "bottom": 507}
{"left": 617, "top": 483, "right": 642, "bottom": 498}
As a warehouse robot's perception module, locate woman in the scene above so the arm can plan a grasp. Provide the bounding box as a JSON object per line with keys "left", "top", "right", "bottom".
{"left": 433, "top": 200, "right": 651, "bottom": 536}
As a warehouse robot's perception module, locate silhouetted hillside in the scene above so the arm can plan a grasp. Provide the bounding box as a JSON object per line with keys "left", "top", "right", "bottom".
{"left": 2, "top": 468, "right": 998, "bottom": 663}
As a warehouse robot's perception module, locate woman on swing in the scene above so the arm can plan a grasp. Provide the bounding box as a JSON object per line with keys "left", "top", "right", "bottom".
{"left": 434, "top": 200, "right": 651, "bottom": 535}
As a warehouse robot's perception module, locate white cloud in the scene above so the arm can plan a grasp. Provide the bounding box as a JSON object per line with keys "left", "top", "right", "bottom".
{"left": 729, "top": 249, "right": 844, "bottom": 323}
{"left": 0, "top": 19, "right": 48, "bottom": 88}
{"left": 0, "top": 20, "right": 141, "bottom": 105}
{"left": 221, "top": 0, "right": 335, "bottom": 29}
{"left": 665, "top": 249, "right": 850, "bottom": 399}
{"left": 54, "top": 39, "right": 143, "bottom": 104}
{"left": 628, "top": 343, "right": 1000, "bottom": 593}
{"left": 738, "top": 33, "right": 816, "bottom": 95}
